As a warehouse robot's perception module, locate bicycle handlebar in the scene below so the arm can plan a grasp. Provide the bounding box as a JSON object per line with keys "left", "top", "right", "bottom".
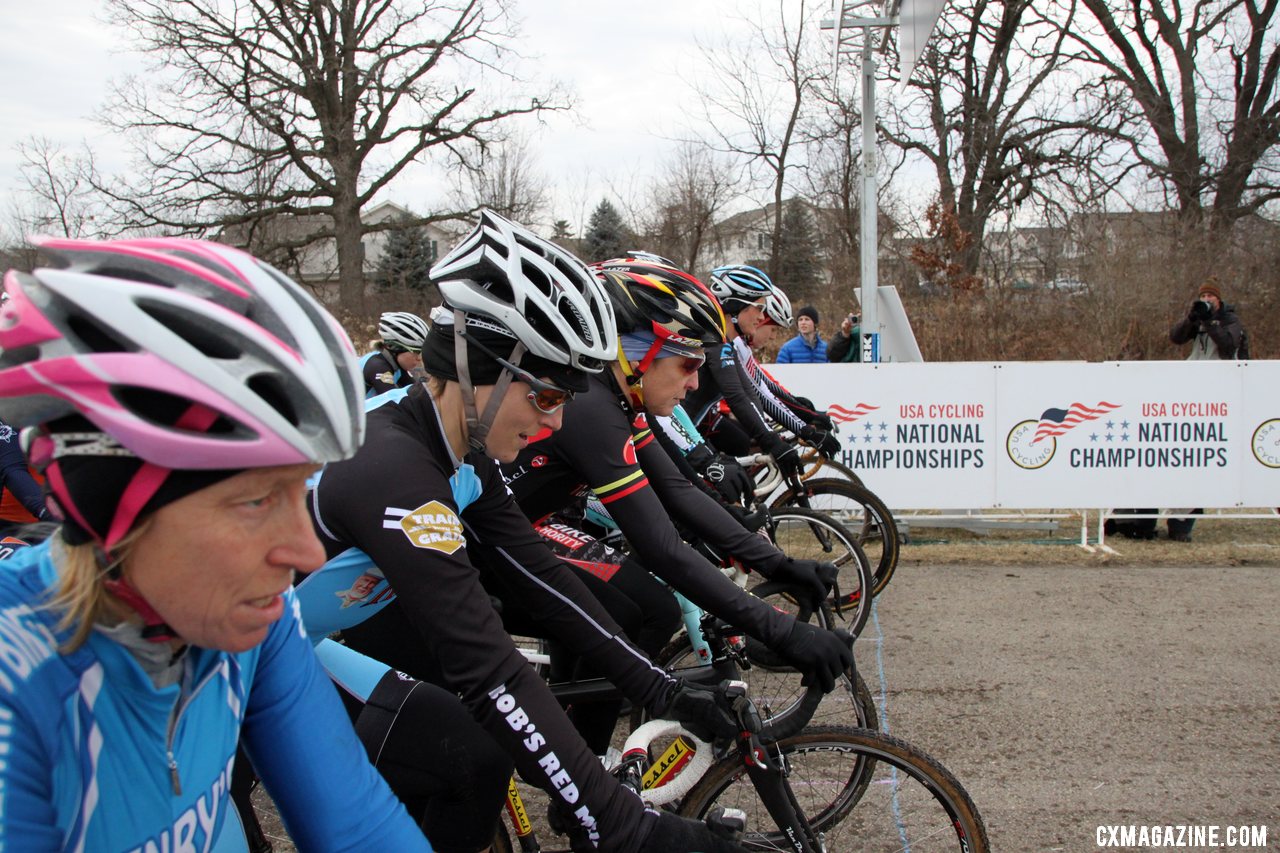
{"left": 620, "top": 721, "right": 714, "bottom": 807}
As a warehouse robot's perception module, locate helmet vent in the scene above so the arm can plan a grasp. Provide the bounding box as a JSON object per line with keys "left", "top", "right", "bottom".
{"left": 141, "top": 303, "right": 241, "bottom": 360}
{"left": 66, "top": 312, "right": 131, "bottom": 354}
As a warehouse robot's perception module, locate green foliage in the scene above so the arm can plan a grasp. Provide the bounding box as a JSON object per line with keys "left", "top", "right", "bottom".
{"left": 580, "top": 200, "right": 632, "bottom": 263}
{"left": 375, "top": 217, "right": 437, "bottom": 293}
{"left": 772, "top": 200, "right": 822, "bottom": 299}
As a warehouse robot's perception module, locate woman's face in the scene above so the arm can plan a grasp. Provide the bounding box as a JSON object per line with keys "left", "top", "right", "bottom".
{"left": 640, "top": 354, "right": 702, "bottom": 417}
{"left": 121, "top": 464, "right": 324, "bottom": 653}
{"left": 476, "top": 378, "right": 566, "bottom": 463}
{"left": 736, "top": 303, "right": 765, "bottom": 337}
{"left": 395, "top": 349, "right": 423, "bottom": 373}
{"left": 753, "top": 322, "right": 779, "bottom": 346}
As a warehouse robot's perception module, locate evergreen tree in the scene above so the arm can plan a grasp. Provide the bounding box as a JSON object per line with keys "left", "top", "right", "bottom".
{"left": 552, "top": 219, "right": 574, "bottom": 241}
{"left": 772, "top": 200, "right": 821, "bottom": 300}
{"left": 580, "top": 200, "right": 632, "bottom": 262}
{"left": 375, "top": 216, "right": 437, "bottom": 294}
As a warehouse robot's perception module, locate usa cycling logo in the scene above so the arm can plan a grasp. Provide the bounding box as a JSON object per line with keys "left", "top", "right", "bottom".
{"left": 828, "top": 403, "right": 879, "bottom": 425}
{"left": 1007, "top": 401, "right": 1120, "bottom": 469}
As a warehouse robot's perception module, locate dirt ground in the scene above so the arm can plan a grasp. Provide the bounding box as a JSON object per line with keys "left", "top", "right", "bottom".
{"left": 253, "top": 524, "right": 1279, "bottom": 850}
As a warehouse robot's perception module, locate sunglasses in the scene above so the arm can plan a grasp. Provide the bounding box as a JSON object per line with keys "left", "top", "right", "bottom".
{"left": 460, "top": 331, "right": 576, "bottom": 414}
{"left": 676, "top": 355, "right": 705, "bottom": 375}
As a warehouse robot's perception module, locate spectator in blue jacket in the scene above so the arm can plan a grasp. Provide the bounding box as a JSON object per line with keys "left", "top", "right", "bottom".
{"left": 776, "top": 305, "right": 828, "bottom": 363}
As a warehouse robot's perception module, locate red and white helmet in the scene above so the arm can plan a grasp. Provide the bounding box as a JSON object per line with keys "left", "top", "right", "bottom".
{"left": 0, "top": 237, "right": 364, "bottom": 470}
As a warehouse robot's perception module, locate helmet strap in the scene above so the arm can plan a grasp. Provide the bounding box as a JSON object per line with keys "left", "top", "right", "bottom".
{"left": 454, "top": 309, "right": 520, "bottom": 454}
{"left": 614, "top": 347, "right": 647, "bottom": 410}
{"left": 102, "top": 573, "right": 179, "bottom": 643}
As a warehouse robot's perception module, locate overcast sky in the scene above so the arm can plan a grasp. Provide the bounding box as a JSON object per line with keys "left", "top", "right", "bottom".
{"left": 0, "top": 0, "right": 866, "bottom": 232}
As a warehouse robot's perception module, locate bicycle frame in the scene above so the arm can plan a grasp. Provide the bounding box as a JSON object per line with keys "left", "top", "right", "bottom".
{"left": 504, "top": 613, "right": 832, "bottom": 852}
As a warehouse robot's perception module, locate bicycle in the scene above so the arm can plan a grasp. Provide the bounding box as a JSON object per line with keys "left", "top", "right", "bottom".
{"left": 498, "top": 614, "right": 989, "bottom": 853}
{"left": 746, "top": 451, "right": 901, "bottom": 603}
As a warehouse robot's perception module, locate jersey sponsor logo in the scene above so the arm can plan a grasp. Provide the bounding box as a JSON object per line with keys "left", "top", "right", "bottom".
{"left": 536, "top": 523, "right": 588, "bottom": 551}
{"left": 375, "top": 370, "right": 394, "bottom": 385}
{"left": 335, "top": 570, "right": 391, "bottom": 608}
{"left": 531, "top": 454, "right": 548, "bottom": 468}
{"left": 397, "top": 500, "right": 466, "bottom": 554}
{"left": 123, "top": 754, "right": 235, "bottom": 853}
{"left": 0, "top": 424, "right": 14, "bottom": 443}
{"left": 622, "top": 437, "right": 637, "bottom": 466}
{"left": 0, "top": 603, "right": 58, "bottom": 692}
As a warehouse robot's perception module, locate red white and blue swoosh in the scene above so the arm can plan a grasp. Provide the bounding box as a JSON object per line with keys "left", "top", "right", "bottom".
{"left": 1032, "top": 401, "right": 1121, "bottom": 443}
{"left": 828, "top": 403, "right": 880, "bottom": 424}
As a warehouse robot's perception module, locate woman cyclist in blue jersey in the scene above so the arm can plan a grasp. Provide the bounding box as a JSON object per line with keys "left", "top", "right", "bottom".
{"left": 362, "top": 310, "right": 429, "bottom": 396}
{"left": 306, "top": 210, "right": 747, "bottom": 853}
{"left": 0, "top": 237, "right": 430, "bottom": 852}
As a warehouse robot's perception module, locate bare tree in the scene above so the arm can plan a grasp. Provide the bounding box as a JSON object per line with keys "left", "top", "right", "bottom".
{"left": 15, "top": 137, "right": 102, "bottom": 239}
{"left": 636, "top": 142, "right": 739, "bottom": 271}
{"left": 94, "top": 0, "right": 569, "bottom": 312}
{"left": 449, "top": 130, "right": 550, "bottom": 226}
{"left": 1058, "top": 0, "right": 1280, "bottom": 232}
{"left": 881, "top": 0, "right": 1112, "bottom": 279}
{"left": 694, "top": 0, "right": 828, "bottom": 278}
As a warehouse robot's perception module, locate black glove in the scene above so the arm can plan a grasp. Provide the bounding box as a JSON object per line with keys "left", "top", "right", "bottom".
{"left": 685, "top": 441, "right": 716, "bottom": 472}
{"left": 652, "top": 679, "right": 740, "bottom": 743}
{"left": 704, "top": 453, "right": 754, "bottom": 506}
{"left": 767, "top": 557, "right": 836, "bottom": 609}
{"left": 762, "top": 434, "right": 803, "bottom": 480}
{"left": 641, "top": 811, "right": 747, "bottom": 853}
{"left": 1189, "top": 299, "right": 1213, "bottom": 323}
{"left": 800, "top": 425, "right": 841, "bottom": 458}
{"left": 775, "top": 621, "right": 854, "bottom": 693}
{"left": 810, "top": 411, "right": 836, "bottom": 433}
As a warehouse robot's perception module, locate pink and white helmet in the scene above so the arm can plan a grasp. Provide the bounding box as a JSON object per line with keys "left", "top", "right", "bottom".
{"left": 0, "top": 237, "right": 364, "bottom": 470}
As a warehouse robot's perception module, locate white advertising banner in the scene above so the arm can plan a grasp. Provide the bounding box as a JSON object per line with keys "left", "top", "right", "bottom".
{"left": 766, "top": 360, "right": 1279, "bottom": 510}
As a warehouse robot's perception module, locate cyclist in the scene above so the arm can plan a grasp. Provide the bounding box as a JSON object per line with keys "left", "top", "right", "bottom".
{"left": 685, "top": 265, "right": 839, "bottom": 473}
{"left": 502, "top": 260, "right": 853, "bottom": 713}
{"left": 307, "top": 210, "right": 747, "bottom": 853}
{"left": 0, "top": 237, "right": 429, "bottom": 850}
{"left": 362, "top": 310, "right": 429, "bottom": 396}
{"left": 1, "top": 414, "right": 50, "bottom": 535}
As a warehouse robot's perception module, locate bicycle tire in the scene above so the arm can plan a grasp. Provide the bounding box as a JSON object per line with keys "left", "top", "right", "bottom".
{"left": 678, "top": 726, "right": 990, "bottom": 853}
{"left": 799, "top": 452, "right": 864, "bottom": 489}
{"left": 760, "top": 507, "right": 873, "bottom": 638}
{"left": 770, "top": 478, "right": 899, "bottom": 600}
{"left": 641, "top": 626, "right": 880, "bottom": 736}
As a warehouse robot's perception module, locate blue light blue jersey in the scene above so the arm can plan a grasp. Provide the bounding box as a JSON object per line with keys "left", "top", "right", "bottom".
{"left": 0, "top": 542, "right": 431, "bottom": 852}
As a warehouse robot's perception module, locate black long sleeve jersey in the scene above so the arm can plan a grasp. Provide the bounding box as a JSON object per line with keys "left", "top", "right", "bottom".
{"left": 503, "top": 372, "right": 793, "bottom": 648}
{"left": 309, "top": 385, "right": 671, "bottom": 851}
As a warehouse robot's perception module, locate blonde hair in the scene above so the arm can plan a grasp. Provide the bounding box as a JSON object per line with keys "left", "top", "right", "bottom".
{"left": 45, "top": 522, "right": 151, "bottom": 653}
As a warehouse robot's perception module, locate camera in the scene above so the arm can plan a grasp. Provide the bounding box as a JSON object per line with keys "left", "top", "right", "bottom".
{"left": 1189, "top": 299, "right": 1213, "bottom": 322}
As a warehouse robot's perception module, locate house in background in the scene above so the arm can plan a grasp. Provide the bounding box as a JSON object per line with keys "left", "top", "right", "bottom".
{"left": 216, "top": 200, "right": 457, "bottom": 304}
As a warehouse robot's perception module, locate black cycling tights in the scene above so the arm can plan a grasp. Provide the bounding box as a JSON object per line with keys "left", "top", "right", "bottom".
{"left": 336, "top": 674, "right": 513, "bottom": 853}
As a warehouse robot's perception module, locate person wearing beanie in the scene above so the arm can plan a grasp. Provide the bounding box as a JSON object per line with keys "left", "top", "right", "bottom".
{"left": 1166, "top": 276, "right": 1249, "bottom": 543}
{"left": 1170, "top": 276, "right": 1245, "bottom": 362}
{"left": 0, "top": 238, "right": 431, "bottom": 851}
{"left": 303, "top": 212, "right": 750, "bottom": 853}
{"left": 777, "top": 305, "right": 829, "bottom": 363}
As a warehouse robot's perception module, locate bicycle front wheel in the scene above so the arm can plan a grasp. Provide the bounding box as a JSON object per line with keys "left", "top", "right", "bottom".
{"left": 770, "top": 478, "right": 899, "bottom": 600}
{"left": 763, "top": 506, "right": 873, "bottom": 638}
{"left": 678, "top": 726, "right": 989, "bottom": 852}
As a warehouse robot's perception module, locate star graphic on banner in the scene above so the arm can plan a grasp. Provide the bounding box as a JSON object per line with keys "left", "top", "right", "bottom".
{"left": 879, "top": 434, "right": 888, "bottom": 443}
{"left": 864, "top": 422, "right": 874, "bottom": 432}
{"left": 879, "top": 422, "right": 888, "bottom": 431}
{"left": 1106, "top": 432, "right": 1115, "bottom": 441}
{"left": 1121, "top": 432, "right": 1130, "bottom": 441}
{"left": 863, "top": 434, "right": 873, "bottom": 444}
{"left": 1090, "top": 433, "right": 1099, "bottom": 442}
{"left": 1121, "top": 420, "right": 1130, "bottom": 429}
{"left": 1105, "top": 420, "right": 1115, "bottom": 430}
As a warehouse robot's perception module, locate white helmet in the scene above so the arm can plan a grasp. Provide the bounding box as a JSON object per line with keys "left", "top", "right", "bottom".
{"left": 430, "top": 210, "right": 617, "bottom": 371}
{"left": 762, "top": 287, "right": 794, "bottom": 328}
{"left": 0, "top": 237, "right": 363, "bottom": 470}
{"left": 378, "top": 311, "right": 428, "bottom": 351}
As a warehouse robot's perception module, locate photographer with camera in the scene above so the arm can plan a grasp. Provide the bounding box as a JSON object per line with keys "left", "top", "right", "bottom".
{"left": 827, "top": 310, "right": 861, "bottom": 363}
{"left": 1164, "top": 277, "right": 1248, "bottom": 542}
{"left": 1170, "top": 278, "right": 1246, "bottom": 362}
